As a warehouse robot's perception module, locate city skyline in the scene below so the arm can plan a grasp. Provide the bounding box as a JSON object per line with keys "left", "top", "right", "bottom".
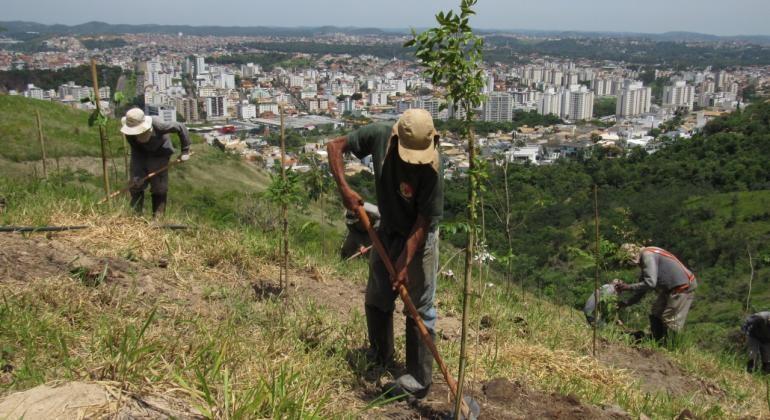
{"left": 3, "top": 0, "right": 770, "bottom": 37}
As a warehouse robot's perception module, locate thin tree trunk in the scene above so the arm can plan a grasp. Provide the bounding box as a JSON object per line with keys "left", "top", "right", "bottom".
{"left": 502, "top": 158, "right": 513, "bottom": 293}
{"left": 35, "top": 110, "right": 48, "bottom": 179}
{"left": 746, "top": 245, "right": 755, "bottom": 312}
{"left": 593, "top": 184, "right": 600, "bottom": 357}
{"left": 279, "top": 104, "right": 288, "bottom": 290}
{"left": 90, "top": 59, "right": 111, "bottom": 199}
{"left": 455, "top": 121, "right": 476, "bottom": 420}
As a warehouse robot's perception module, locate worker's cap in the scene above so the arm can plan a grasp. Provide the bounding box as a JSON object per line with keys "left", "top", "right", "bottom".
{"left": 392, "top": 109, "right": 439, "bottom": 169}
{"left": 120, "top": 108, "right": 153, "bottom": 136}
{"left": 619, "top": 243, "right": 643, "bottom": 264}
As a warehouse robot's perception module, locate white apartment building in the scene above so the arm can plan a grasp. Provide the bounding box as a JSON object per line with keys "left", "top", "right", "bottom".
{"left": 593, "top": 78, "right": 623, "bottom": 97}
{"left": 563, "top": 85, "right": 594, "bottom": 121}
{"left": 288, "top": 75, "right": 305, "bottom": 88}
{"left": 258, "top": 102, "right": 279, "bottom": 115}
{"left": 148, "top": 72, "right": 173, "bottom": 91}
{"left": 616, "top": 81, "right": 651, "bottom": 119}
{"left": 238, "top": 103, "right": 257, "bottom": 120}
{"left": 419, "top": 98, "right": 442, "bottom": 119}
{"left": 368, "top": 92, "right": 389, "bottom": 107}
{"left": 663, "top": 81, "right": 695, "bottom": 110}
{"left": 176, "top": 97, "right": 199, "bottom": 122}
{"left": 483, "top": 92, "right": 513, "bottom": 122}
{"left": 214, "top": 73, "right": 236, "bottom": 90}
{"left": 538, "top": 88, "right": 562, "bottom": 116}
{"left": 198, "top": 85, "right": 217, "bottom": 98}
{"left": 146, "top": 59, "right": 162, "bottom": 75}
{"left": 205, "top": 96, "right": 225, "bottom": 120}
{"left": 23, "top": 84, "right": 45, "bottom": 100}
{"left": 194, "top": 55, "right": 206, "bottom": 76}
{"left": 146, "top": 104, "right": 177, "bottom": 124}
{"left": 241, "top": 63, "right": 261, "bottom": 78}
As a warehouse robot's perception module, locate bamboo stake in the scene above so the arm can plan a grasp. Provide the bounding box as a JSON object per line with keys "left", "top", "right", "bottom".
{"left": 593, "top": 184, "right": 600, "bottom": 357}
{"left": 90, "top": 59, "right": 111, "bottom": 199}
{"left": 746, "top": 245, "right": 755, "bottom": 312}
{"left": 455, "top": 123, "right": 477, "bottom": 420}
{"left": 122, "top": 134, "right": 130, "bottom": 180}
{"left": 279, "top": 104, "right": 288, "bottom": 290}
{"left": 35, "top": 110, "right": 48, "bottom": 179}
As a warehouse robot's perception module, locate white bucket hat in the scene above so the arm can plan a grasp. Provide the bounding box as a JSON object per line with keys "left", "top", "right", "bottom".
{"left": 120, "top": 108, "right": 153, "bottom": 136}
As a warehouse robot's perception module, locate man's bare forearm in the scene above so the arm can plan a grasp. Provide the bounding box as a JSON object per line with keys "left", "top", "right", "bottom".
{"left": 327, "top": 136, "right": 362, "bottom": 211}
{"left": 396, "top": 214, "right": 430, "bottom": 271}
{"left": 327, "top": 136, "right": 351, "bottom": 194}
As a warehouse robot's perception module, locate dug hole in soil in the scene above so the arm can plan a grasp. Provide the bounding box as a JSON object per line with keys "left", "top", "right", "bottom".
{"left": 364, "top": 377, "right": 630, "bottom": 419}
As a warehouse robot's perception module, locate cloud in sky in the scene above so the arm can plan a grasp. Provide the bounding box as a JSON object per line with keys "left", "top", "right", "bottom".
{"left": 4, "top": 0, "right": 769, "bottom": 36}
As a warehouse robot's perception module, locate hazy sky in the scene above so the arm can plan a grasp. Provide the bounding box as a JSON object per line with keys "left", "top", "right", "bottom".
{"left": 4, "top": 0, "right": 769, "bottom": 36}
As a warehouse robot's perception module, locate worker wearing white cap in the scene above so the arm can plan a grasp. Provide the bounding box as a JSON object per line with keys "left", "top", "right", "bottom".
{"left": 120, "top": 108, "right": 191, "bottom": 217}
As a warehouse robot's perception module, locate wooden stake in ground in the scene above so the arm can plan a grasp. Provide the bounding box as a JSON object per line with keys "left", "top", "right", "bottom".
{"left": 279, "top": 104, "right": 289, "bottom": 290}
{"left": 593, "top": 184, "right": 600, "bottom": 357}
{"left": 90, "top": 59, "right": 111, "bottom": 199}
{"left": 746, "top": 245, "right": 755, "bottom": 312}
{"left": 457, "top": 125, "right": 477, "bottom": 416}
{"left": 122, "top": 134, "right": 130, "bottom": 180}
{"left": 35, "top": 109, "right": 48, "bottom": 179}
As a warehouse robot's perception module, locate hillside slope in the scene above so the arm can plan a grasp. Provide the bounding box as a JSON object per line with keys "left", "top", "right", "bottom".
{"left": 0, "top": 96, "right": 768, "bottom": 419}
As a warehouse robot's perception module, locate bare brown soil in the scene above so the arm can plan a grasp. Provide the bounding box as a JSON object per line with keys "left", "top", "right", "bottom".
{"left": 0, "top": 381, "right": 203, "bottom": 419}
{"left": 597, "top": 341, "right": 724, "bottom": 398}
{"left": 363, "top": 378, "right": 630, "bottom": 419}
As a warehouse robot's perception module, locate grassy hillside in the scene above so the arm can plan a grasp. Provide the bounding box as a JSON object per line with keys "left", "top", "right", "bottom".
{"left": 0, "top": 95, "right": 769, "bottom": 418}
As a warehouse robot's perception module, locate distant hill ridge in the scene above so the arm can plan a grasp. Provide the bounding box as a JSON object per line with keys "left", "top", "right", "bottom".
{"left": 2, "top": 20, "right": 770, "bottom": 44}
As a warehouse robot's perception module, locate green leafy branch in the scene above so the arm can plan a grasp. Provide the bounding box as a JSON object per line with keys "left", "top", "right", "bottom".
{"left": 264, "top": 171, "right": 306, "bottom": 210}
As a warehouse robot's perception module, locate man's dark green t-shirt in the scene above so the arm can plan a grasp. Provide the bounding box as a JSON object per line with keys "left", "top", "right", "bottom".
{"left": 346, "top": 122, "right": 443, "bottom": 237}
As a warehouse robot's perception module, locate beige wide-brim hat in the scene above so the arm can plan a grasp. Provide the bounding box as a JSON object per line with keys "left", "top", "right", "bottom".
{"left": 392, "top": 108, "right": 439, "bottom": 168}
{"left": 120, "top": 108, "right": 153, "bottom": 136}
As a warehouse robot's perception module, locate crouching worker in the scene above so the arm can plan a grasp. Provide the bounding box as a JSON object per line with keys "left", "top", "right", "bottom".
{"left": 120, "top": 108, "right": 191, "bottom": 218}
{"left": 340, "top": 202, "right": 380, "bottom": 260}
{"left": 615, "top": 244, "right": 697, "bottom": 343}
{"left": 584, "top": 280, "right": 622, "bottom": 326}
{"left": 327, "top": 109, "right": 443, "bottom": 399}
{"left": 742, "top": 311, "right": 770, "bottom": 374}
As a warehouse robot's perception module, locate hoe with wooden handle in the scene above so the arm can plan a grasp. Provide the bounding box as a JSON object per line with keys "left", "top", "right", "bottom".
{"left": 97, "top": 153, "right": 191, "bottom": 205}
{"left": 355, "top": 206, "right": 479, "bottom": 419}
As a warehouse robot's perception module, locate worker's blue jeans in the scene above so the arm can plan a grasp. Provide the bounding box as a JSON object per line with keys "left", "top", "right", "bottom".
{"left": 365, "top": 228, "right": 439, "bottom": 332}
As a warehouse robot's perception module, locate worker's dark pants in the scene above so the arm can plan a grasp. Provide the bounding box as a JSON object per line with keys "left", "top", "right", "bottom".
{"left": 129, "top": 154, "right": 169, "bottom": 215}
{"left": 341, "top": 228, "right": 373, "bottom": 260}
{"left": 366, "top": 228, "right": 439, "bottom": 330}
{"left": 365, "top": 228, "right": 438, "bottom": 390}
{"left": 747, "top": 337, "right": 770, "bottom": 373}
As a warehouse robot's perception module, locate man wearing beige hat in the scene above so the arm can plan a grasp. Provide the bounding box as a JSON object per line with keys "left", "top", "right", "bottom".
{"left": 120, "top": 108, "right": 191, "bottom": 217}
{"left": 327, "top": 108, "right": 443, "bottom": 399}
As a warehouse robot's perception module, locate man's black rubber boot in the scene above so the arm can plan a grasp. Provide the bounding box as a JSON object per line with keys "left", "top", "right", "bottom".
{"left": 129, "top": 191, "right": 144, "bottom": 214}
{"left": 151, "top": 193, "right": 167, "bottom": 218}
{"left": 387, "top": 316, "right": 434, "bottom": 400}
{"left": 365, "top": 305, "right": 394, "bottom": 367}
{"left": 649, "top": 315, "right": 668, "bottom": 343}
